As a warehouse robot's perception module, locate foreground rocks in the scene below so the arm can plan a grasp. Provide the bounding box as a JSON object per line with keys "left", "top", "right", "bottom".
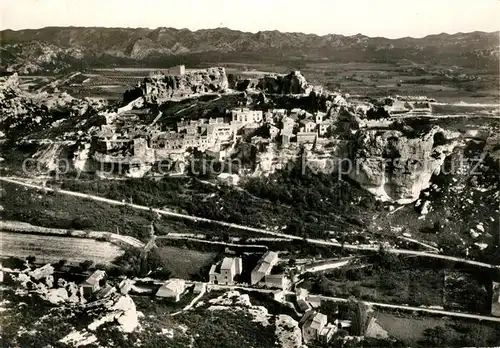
{"left": 7, "top": 263, "right": 140, "bottom": 335}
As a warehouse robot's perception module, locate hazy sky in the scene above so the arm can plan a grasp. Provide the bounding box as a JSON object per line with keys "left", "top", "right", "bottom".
{"left": 1, "top": 0, "right": 499, "bottom": 38}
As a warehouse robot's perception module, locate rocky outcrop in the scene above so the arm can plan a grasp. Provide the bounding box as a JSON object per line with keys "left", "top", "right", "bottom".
{"left": 275, "top": 315, "right": 304, "bottom": 348}
{"left": 87, "top": 294, "right": 139, "bottom": 333}
{"left": 134, "top": 67, "right": 229, "bottom": 103}
{"left": 208, "top": 291, "right": 271, "bottom": 326}
{"left": 348, "top": 126, "right": 458, "bottom": 203}
{"left": 234, "top": 71, "right": 312, "bottom": 95}
{"left": 0, "top": 74, "right": 107, "bottom": 141}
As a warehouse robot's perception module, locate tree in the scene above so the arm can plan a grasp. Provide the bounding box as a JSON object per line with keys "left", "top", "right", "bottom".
{"left": 55, "top": 259, "right": 67, "bottom": 270}
{"left": 419, "top": 326, "right": 453, "bottom": 347}
{"left": 79, "top": 260, "right": 94, "bottom": 272}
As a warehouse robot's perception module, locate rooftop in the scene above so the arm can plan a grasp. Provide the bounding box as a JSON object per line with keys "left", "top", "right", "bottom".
{"left": 156, "top": 278, "right": 185, "bottom": 296}
{"left": 81, "top": 270, "right": 106, "bottom": 287}
{"left": 221, "top": 257, "right": 235, "bottom": 271}
{"left": 310, "top": 313, "right": 328, "bottom": 330}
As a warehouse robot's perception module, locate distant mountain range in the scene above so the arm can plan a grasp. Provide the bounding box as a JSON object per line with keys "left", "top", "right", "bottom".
{"left": 1, "top": 26, "right": 499, "bottom": 74}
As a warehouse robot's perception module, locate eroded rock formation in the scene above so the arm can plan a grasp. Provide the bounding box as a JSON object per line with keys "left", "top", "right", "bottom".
{"left": 233, "top": 71, "right": 312, "bottom": 95}
{"left": 133, "top": 67, "right": 229, "bottom": 103}
{"left": 348, "top": 126, "right": 458, "bottom": 203}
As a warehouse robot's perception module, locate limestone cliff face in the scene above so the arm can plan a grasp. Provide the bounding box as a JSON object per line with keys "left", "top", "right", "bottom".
{"left": 138, "top": 67, "right": 228, "bottom": 103}
{"left": 233, "top": 71, "right": 311, "bottom": 95}
{"left": 348, "top": 126, "right": 458, "bottom": 203}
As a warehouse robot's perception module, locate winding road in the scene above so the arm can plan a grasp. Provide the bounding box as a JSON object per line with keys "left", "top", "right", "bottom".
{"left": 2, "top": 176, "right": 499, "bottom": 270}
{"left": 315, "top": 294, "right": 500, "bottom": 323}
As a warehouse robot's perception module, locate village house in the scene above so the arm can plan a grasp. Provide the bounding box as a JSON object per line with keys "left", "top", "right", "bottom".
{"left": 289, "top": 108, "right": 303, "bottom": 119}
{"left": 156, "top": 278, "right": 186, "bottom": 302}
{"left": 268, "top": 124, "right": 280, "bottom": 140}
{"left": 318, "top": 123, "right": 331, "bottom": 137}
{"left": 280, "top": 116, "right": 296, "bottom": 134}
{"left": 315, "top": 111, "right": 325, "bottom": 124}
{"left": 79, "top": 270, "right": 107, "bottom": 298}
{"left": 300, "top": 119, "right": 316, "bottom": 133}
{"left": 296, "top": 132, "right": 317, "bottom": 144}
{"left": 163, "top": 64, "right": 186, "bottom": 76}
{"left": 319, "top": 324, "right": 338, "bottom": 344}
{"left": 262, "top": 274, "right": 290, "bottom": 290}
{"left": 95, "top": 284, "right": 116, "bottom": 300}
{"left": 300, "top": 311, "right": 328, "bottom": 344}
{"left": 193, "top": 282, "right": 207, "bottom": 294}
{"left": 281, "top": 133, "right": 293, "bottom": 146}
{"left": 231, "top": 108, "right": 263, "bottom": 125}
{"left": 177, "top": 119, "right": 200, "bottom": 135}
{"left": 209, "top": 257, "right": 243, "bottom": 285}
{"left": 297, "top": 299, "right": 312, "bottom": 312}
{"left": 250, "top": 251, "right": 279, "bottom": 285}
{"left": 306, "top": 295, "right": 322, "bottom": 308}
{"left": 272, "top": 290, "right": 285, "bottom": 302}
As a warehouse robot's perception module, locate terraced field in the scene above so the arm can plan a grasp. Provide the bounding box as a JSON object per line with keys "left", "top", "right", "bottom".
{"left": 0, "top": 231, "right": 124, "bottom": 264}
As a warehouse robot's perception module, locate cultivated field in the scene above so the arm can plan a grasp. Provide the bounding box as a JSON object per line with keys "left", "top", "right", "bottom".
{"left": 374, "top": 311, "right": 447, "bottom": 344}
{"left": 156, "top": 245, "right": 217, "bottom": 279}
{"left": 0, "top": 231, "right": 123, "bottom": 264}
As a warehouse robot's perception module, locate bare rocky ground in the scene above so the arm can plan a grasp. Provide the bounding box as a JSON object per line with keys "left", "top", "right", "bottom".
{"left": 0, "top": 264, "right": 284, "bottom": 348}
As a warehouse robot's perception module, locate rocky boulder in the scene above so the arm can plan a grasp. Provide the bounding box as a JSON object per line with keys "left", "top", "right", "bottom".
{"left": 348, "top": 126, "right": 458, "bottom": 203}
{"left": 28, "top": 263, "right": 54, "bottom": 281}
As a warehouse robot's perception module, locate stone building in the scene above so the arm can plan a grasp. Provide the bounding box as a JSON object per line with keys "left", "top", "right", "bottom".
{"left": 262, "top": 274, "right": 290, "bottom": 290}
{"left": 296, "top": 132, "right": 317, "bottom": 144}
{"left": 209, "top": 257, "right": 243, "bottom": 285}
{"left": 300, "top": 311, "right": 328, "bottom": 344}
{"left": 231, "top": 108, "right": 263, "bottom": 124}
{"left": 300, "top": 119, "right": 316, "bottom": 133}
{"left": 250, "top": 251, "right": 279, "bottom": 285}
{"left": 156, "top": 278, "right": 186, "bottom": 302}
{"left": 79, "top": 270, "right": 107, "bottom": 298}
{"left": 164, "top": 65, "right": 185, "bottom": 76}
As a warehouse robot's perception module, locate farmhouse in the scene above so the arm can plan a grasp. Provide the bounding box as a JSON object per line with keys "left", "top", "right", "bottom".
{"left": 262, "top": 274, "right": 290, "bottom": 290}
{"left": 79, "top": 270, "right": 107, "bottom": 298}
{"left": 300, "top": 311, "right": 328, "bottom": 344}
{"left": 250, "top": 251, "right": 279, "bottom": 285}
{"left": 156, "top": 278, "right": 186, "bottom": 302}
{"left": 209, "top": 257, "right": 243, "bottom": 285}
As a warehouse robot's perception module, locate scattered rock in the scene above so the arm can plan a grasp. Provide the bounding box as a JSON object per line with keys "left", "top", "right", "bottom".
{"left": 470, "top": 229, "right": 480, "bottom": 239}
{"left": 28, "top": 264, "right": 54, "bottom": 281}
{"left": 420, "top": 201, "right": 431, "bottom": 215}
{"left": 59, "top": 330, "right": 98, "bottom": 347}
{"left": 474, "top": 242, "right": 488, "bottom": 250}
{"left": 45, "top": 288, "right": 69, "bottom": 304}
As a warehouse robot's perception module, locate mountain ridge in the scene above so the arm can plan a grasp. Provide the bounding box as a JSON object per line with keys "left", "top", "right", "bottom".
{"left": 1, "top": 26, "right": 498, "bottom": 73}
{"left": 1, "top": 26, "right": 498, "bottom": 40}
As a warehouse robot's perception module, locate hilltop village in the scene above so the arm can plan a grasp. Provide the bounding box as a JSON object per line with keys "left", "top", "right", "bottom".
{"left": 84, "top": 65, "right": 442, "bottom": 194}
